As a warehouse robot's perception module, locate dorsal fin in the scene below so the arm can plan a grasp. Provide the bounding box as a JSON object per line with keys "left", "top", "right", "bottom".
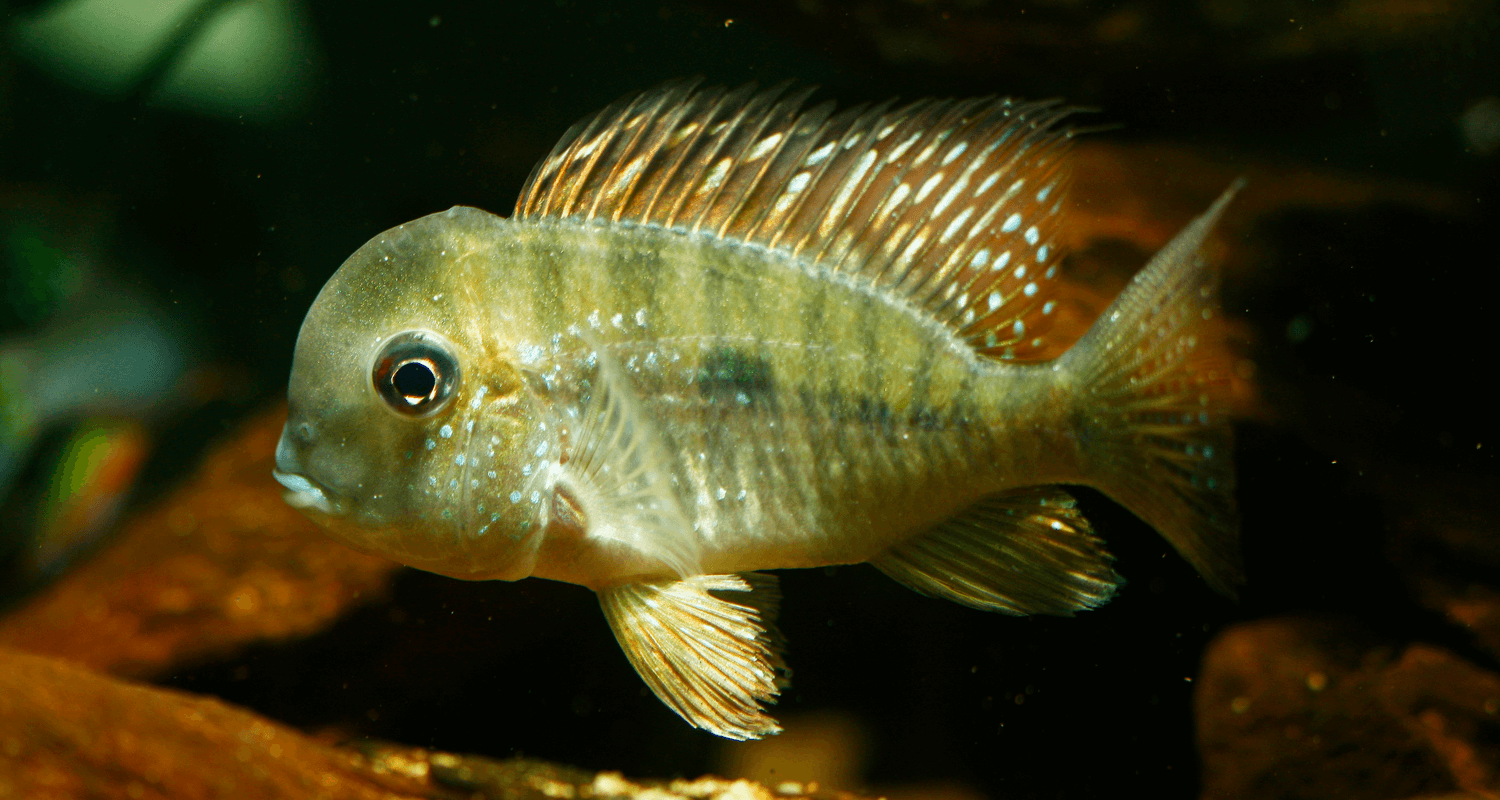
{"left": 516, "top": 81, "right": 1076, "bottom": 361}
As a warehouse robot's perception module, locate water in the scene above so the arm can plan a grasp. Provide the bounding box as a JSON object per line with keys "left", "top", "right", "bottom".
{"left": 3, "top": 0, "right": 1498, "bottom": 797}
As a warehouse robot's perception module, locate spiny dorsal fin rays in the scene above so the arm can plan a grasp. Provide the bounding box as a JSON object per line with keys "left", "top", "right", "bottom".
{"left": 515, "top": 82, "right": 1078, "bottom": 363}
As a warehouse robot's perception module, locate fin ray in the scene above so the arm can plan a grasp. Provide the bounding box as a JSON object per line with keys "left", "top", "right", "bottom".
{"left": 599, "top": 573, "right": 787, "bottom": 740}
{"left": 1061, "top": 182, "right": 1246, "bottom": 595}
{"left": 871, "top": 487, "right": 1121, "bottom": 616}
{"left": 516, "top": 82, "right": 1078, "bottom": 362}
{"left": 555, "top": 337, "right": 699, "bottom": 576}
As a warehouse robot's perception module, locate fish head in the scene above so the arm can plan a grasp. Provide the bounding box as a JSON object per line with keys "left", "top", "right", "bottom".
{"left": 274, "top": 207, "right": 551, "bottom": 582}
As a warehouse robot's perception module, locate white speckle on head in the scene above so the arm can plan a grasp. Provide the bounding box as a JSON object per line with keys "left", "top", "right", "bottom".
{"left": 510, "top": 491, "right": 522, "bottom": 503}
{"left": 432, "top": 293, "right": 444, "bottom": 302}
{"left": 988, "top": 291, "right": 1003, "bottom": 312}
{"left": 1037, "top": 244, "right": 1050, "bottom": 263}
{"left": 1024, "top": 226, "right": 1039, "bottom": 245}
{"left": 1024, "top": 282, "right": 1038, "bottom": 297}
{"left": 588, "top": 309, "right": 601, "bottom": 328}
{"left": 995, "top": 250, "right": 1012, "bottom": 271}
{"left": 522, "top": 463, "right": 533, "bottom": 476}
{"left": 716, "top": 487, "right": 727, "bottom": 501}
{"left": 455, "top": 454, "right": 466, "bottom": 466}
{"left": 1037, "top": 184, "right": 1053, "bottom": 202}
{"left": 1001, "top": 213, "right": 1021, "bottom": 233}
{"left": 440, "top": 425, "right": 453, "bottom": 439}
{"left": 1013, "top": 320, "right": 1026, "bottom": 337}
{"left": 737, "top": 489, "right": 747, "bottom": 501}
{"left": 1045, "top": 265, "right": 1057, "bottom": 280}
{"left": 786, "top": 171, "right": 812, "bottom": 194}
{"left": 530, "top": 491, "right": 541, "bottom": 504}
{"left": 635, "top": 308, "right": 647, "bottom": 327}
{"left": 1051, "top": 520, "right": 1063, "bottom": 530}
{"left": 941, "top": 141, "right": 968, "bottom": 165}
{"left": 877, "top": 123, "right": 896, "bottom": 140}
{"left": 1043, "top": 300, "right": 1057, "bottom": 315}
{"left": 425, "top": 438, "right": 437, "bottom": 450}
{"left": 970, "top": 249, "right": 991, "bottom": 269}
{"left": 449, "top": 479, "right": 458, "bottom": 489}
{"left": 611, "top": 312, "right": 624, "bottom": 329}
{"left": 465, "top": 420, "right": 475, "bottom": 432}
{"left": 1014, "top": 264, "right": 1027, "bottom": 280}
{"left": 534, "top": 442, "right": 548, "bottom": 457}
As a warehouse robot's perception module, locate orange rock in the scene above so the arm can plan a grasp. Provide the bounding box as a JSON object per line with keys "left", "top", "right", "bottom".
{"left": 0, "top": 404, "right": 399, "bottom": 679}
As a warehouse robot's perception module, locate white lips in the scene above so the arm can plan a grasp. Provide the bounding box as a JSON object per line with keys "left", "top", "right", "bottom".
{"left": 273, "top": 469, "right": 339, "bottom": 516}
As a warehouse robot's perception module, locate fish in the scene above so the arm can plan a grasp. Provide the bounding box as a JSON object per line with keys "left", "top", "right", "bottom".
{"left": 273, "top": 81, "right": 1245, "bottom": 740}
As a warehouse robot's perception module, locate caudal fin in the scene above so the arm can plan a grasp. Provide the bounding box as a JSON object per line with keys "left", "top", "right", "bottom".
{"left": 1060, "top": 182, "right": 1246, "bottom": 596}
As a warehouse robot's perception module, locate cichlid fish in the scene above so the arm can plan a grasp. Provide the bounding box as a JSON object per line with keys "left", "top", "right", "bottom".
{"left": 274, "top": 81, "right": 1244, "bottom": 740}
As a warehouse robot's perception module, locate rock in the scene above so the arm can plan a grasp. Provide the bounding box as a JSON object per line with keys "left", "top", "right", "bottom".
{"left": 1195, "top": 616, "right": 1500, "bottom": 799}
{"left": 0, "top": 646, "right": 870, "bottom": 800}
{"left": 0, "top": 404, "right": 399, "bottom": 678}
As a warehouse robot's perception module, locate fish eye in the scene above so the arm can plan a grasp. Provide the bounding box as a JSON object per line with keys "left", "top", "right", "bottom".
{"left": 371, "top": 330, "right": 460, "bottom": 417}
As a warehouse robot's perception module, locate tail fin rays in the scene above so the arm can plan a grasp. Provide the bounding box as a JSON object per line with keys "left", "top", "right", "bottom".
{"left": 1062, "top": 181, "right": 1246, "bottom": 596}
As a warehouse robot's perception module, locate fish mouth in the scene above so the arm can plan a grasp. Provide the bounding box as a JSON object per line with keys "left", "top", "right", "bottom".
{"left": 273, "top": 469, "right": 343, "bottom": 517}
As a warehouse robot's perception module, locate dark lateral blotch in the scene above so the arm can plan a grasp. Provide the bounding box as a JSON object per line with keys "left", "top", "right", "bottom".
{"left": 697, "top": 346, "right": 775, "bottom": 402}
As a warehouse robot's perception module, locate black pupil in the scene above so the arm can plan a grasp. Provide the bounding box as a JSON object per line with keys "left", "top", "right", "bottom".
{"left": 392, "top": 360, "right": 437, "bottom": 402}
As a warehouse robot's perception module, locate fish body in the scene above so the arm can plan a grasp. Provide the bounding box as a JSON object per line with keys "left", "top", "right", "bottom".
{"left": 274, "top": 82, "right": 1244, "bottom": 739}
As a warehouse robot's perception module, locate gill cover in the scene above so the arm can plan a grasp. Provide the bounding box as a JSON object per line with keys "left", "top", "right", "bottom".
{"left": 275, "top": 207, "right": 550, "bottom": 581}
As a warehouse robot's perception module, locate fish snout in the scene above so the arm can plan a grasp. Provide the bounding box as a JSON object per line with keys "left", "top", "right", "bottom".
{"left": 273, "top": 419, "right": 340, "bottom": 516}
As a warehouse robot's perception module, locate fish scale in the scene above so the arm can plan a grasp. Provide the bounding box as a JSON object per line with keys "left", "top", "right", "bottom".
{"left": 274, "top": 81, "right": 1246, "bottom": 740}
{"left": 508, "top": 222, "right": 1010, "bottom": 572}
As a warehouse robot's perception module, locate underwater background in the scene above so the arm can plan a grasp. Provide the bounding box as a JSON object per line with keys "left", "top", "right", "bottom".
{"left": 2, "top": 0, "right": 1499, "bottom": 798}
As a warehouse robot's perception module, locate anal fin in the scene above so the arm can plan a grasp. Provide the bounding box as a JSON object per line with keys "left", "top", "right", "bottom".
{"left": 871, "top": 487, "right": 1121, "bottom": 616}
{"left": 599, "top": 573, "right": 788, "bottom": 740}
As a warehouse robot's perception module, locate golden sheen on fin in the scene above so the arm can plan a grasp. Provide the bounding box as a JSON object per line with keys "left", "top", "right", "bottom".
{"left": 516, "top": 81, "right": 1076, "bottom": 362}
{"left": 871, "top": 487, "right": 1120, "bottom": 616}
{"left": 598, "top": 573, "right": 788, "bottom": 740}
{"left": 1061, "top": 182, "right": 1246, "bottom": 595}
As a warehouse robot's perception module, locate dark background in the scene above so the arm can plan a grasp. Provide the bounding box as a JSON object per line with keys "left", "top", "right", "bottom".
{"left": 3, "top": 0, "right": 1499, "bottom": 797}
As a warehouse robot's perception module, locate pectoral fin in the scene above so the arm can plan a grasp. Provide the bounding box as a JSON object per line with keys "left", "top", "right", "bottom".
{"left": 598, "top": 573, "right": 788, "bottom": 740}
{"left": 871, "top": 487, "right": 1121, "bottom": 616}
{"left": 554, "top": 338, "right": 699, "bottom": 576}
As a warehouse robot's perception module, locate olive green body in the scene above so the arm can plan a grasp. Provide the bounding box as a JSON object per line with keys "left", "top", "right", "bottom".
{"left": 277, "top": 207, "right": 1082, "bottom": 588}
